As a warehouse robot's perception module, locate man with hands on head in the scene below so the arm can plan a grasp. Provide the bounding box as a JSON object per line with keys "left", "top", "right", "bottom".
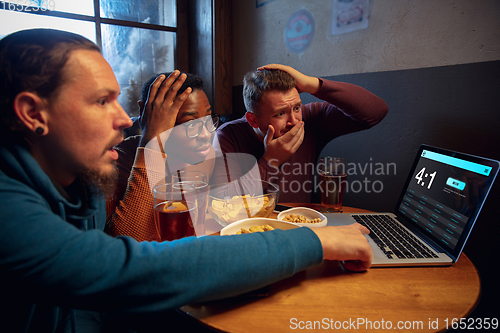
{"left": 213, "top": 64, "right": 389, "bottom": 202}
{"left": 105, "top": 71, "right": 217, "bottom": 241}
{"left": 0, "top": 29, "right": 372, "bottom": 332}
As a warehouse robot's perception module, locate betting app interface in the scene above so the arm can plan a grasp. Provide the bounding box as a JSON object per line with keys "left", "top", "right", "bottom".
{"left": 398, "top": 150, "right": 493, "bottom": 253}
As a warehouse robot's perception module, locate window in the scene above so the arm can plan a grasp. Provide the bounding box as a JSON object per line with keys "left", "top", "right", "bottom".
{"left": 0, "top": 0, "right": 179, "bottom": 117}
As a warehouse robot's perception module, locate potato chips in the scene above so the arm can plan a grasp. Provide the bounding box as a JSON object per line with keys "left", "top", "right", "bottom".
{"left": 210, "top": 195, "right": 275, "bottom": 223}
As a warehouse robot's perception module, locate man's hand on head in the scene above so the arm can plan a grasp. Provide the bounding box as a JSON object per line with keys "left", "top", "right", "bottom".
{"left": 139, "top": 71, "right": 192, "bottom": 147}
{"left": 262, "top": 121, "right": 305, "bottom": 168}
{"left": 257, "top": 64, "right": 320, "bottom": 95}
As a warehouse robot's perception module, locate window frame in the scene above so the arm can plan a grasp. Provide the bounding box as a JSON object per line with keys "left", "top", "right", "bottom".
{"left": 1, "top": 0, "right": 184, "bottom": 69}
{"left": 1, "top": 1, "right": 234, "bottom": 116}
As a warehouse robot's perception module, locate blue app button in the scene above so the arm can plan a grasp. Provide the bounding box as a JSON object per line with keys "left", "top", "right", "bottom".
{"left": 446, "top": 177, "right": 466, "bottom": 190}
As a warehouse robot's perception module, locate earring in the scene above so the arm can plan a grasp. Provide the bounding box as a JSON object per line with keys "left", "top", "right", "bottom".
{"left": 35, "top": 127, "right": 45, "bottom": 135}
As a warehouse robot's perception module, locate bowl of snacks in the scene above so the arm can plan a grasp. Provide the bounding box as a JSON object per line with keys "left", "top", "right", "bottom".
{"left": 208, "top": 179, "right": 279, "bottom": 227}
{"left": 220, "top": 218, "right": 299, "bottom": 236}
{"left": 277, "top": 207, "right": 327, "bottom": 227}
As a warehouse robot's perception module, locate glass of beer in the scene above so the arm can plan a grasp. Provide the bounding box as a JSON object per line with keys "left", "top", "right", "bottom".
{"left": 172, "top": 171, "right": 209, "bottom": 236}
{"left": 318, "top": 157, "right": 347, "bottom": 213}
{"left": 153, "top": 183, "right": 197, "bottom": 241}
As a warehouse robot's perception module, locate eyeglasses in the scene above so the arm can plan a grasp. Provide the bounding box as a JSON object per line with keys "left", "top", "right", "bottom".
{"left": 177, "top": 115, "right": 220, "bottom": 139}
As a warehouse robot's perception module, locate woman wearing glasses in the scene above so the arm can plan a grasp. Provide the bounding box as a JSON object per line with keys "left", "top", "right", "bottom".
{"left": 105, "top": 71, "right": 219, "bottom": 242}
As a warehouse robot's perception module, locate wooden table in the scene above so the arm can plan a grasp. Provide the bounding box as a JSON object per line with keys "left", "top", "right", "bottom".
{"left": 182, "top": 204, "right": 481, "bottom": 333}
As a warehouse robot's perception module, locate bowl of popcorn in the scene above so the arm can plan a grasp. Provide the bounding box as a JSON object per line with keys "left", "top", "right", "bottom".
{"left": 277, "top": 207, "right": 327, "bottom": 227}
{"left": 208, "top": 179, "right": 279, "bottom": 227}
{"left": 220, "top": 217, "right": 299, "bottom": 235}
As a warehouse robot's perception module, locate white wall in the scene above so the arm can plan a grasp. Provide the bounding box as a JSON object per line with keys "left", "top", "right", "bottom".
{"left": 232, "top": 0, "right": 500, "bottom": 83}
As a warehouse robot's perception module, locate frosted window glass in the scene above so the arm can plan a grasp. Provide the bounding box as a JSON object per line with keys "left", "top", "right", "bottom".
{"left": 0, "top": 10, "right": 96, "bottom": 42}
{"left": 47, "top": 0, "right": 94, "bottom": 16}
{"left": 101, "top": 24, "right": 176, "bottom": 116}
{"left": 100, "top": 0, "right": 176, "bottom": 27}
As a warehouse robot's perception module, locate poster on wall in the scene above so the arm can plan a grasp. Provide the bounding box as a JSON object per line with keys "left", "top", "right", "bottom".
{"left": 284, "top": 8, "right": 315, "bottom": 54}
{"left": 331, "top": 0, "right": 369, "bottom": 35}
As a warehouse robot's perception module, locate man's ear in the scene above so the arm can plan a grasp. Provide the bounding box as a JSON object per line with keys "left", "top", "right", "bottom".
{"left": 137, "top": 100, "right": 145, "bottom": 118}
{"left": 13, "top": 92, "right": 49, "bottom": 135}
{"left": 245, "top": 111, "right": 260, "bottom": 129}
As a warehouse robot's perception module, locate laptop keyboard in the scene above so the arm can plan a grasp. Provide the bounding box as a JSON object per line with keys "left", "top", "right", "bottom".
{"left": 353, "top": 215, "right": 439, "bottom": 260}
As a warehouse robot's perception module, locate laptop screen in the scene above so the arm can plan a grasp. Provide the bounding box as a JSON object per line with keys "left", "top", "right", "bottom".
{"left": 396, "top": 145, "right": 499, "bottom": 259}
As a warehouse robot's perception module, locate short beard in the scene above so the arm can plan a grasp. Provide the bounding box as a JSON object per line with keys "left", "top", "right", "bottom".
{"left": 79, "top": 163, "right": 118, "bottom": 198}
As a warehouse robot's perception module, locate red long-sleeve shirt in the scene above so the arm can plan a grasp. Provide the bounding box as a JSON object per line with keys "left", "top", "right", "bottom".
{"left": 212, "top": 78, "right": 388, "bottom": 203}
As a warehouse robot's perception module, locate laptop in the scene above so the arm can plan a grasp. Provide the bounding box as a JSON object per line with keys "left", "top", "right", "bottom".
{"left": 325, "top": 144, "right": 499, "bottom": 267}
